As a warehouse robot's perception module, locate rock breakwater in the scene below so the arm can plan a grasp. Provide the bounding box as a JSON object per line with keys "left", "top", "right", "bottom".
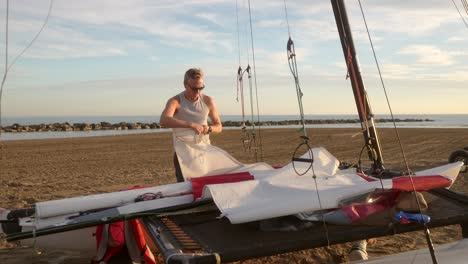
{"left": 0, "top": 118, "right": 433, "bottom": 133}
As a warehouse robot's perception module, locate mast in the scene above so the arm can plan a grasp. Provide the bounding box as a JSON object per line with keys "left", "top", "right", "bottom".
{"left": 331, "top": 0, "right": 384, "bottom": 172}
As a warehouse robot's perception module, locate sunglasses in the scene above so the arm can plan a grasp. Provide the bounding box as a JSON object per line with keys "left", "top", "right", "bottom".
{"left": 190, "top": 84, "right": 205, "bottom": 92}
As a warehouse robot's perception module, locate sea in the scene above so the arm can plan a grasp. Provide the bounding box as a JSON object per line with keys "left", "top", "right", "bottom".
{"left": 0, "top": 114, "right": 467, "bottom": 141}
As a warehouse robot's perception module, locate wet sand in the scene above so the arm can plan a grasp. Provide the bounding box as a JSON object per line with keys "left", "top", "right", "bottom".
{"left": 0, "top": 128, "right": 467, "bottom": 263}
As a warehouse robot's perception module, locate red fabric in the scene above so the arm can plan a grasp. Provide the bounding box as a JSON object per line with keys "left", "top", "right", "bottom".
{"left": 95, "top": 225, "right": 104, "bottom": 249}
{"left": 93, "top": 185, "right": 157, "bottom": 264}
{"left": 340, "top": 175, "right": 451, "bottom": 222}
{"left": 94, "top": 222, "right": 126, "bottom": 263}
{"left": 341, "top": 191, "right": 400, "bottom": 222}
{"left": 191, "top": 172, "right": 254, "bottom": 200}
{"left": 356, "top": 173, "right": 377, "bottom": 182}
{"left": 392, "top": 175, "right": 451, "bottom": 192}
{"left": 129, "top": 219, "right": 157, "bottom": 264}
{"left": 107, "top": 222, "right": 125, "bottom": 248}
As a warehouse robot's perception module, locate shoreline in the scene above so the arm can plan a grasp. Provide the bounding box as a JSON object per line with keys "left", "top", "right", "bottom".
{"left": 0, "top": 118, "right": 433, "bottom": 133}
{"left": 2, "top": 123, "right": 468, "bottom": 142}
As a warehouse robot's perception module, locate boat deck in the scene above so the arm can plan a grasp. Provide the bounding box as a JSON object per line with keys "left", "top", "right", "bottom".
{"left": 142, "top": 188, "right": 468, "bottom": 263}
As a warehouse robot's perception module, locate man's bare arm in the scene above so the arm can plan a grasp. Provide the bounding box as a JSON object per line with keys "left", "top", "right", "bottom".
{"left": 205, "top": 96, "right": 222, "bottom": 134}
{"left": 159, "top": 97, "right": 205, "bottom": 134}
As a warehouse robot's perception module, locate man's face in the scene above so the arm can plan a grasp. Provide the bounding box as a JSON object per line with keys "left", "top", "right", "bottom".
{"left": 185, "top": 77, "right": 205, "bottom": 98}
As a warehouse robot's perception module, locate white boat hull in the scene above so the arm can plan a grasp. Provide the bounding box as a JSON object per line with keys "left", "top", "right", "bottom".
{"left": 21, "top": 227, "right": 96, "bottom": 256}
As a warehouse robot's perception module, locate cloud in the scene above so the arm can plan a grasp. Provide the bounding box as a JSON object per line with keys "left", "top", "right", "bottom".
{"left": 398, "top": 45, "right": 454, "bottom": 66}
{"left": 295, "top": 19, "right": 338, "bottom": 41}
{"left": 348, "top": 5, "right": 458, "bottom": 36}
{"left": 196, "top": 12, "right": 225, "bottom": 28}
{"left": 256, "top": 19, "right": 284, "bottom": 28}
{"left": 448, "top": 36, "right": 468, "bottom": 42}
{"left": 418, "top": 68, "right": 468, "bottom": 82}
{"left": 371, "top": 63, "right": 418, "bottom": 79}
{"left": 2, "top": 0, "right": 236, "bottom": 59}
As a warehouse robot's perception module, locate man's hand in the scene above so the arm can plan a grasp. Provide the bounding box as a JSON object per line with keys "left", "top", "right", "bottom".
{"left": 202, "top": 125, "right": 210, "bottom": 134}
{"left": 190, "top": 123, "right": 206, "bottom": 134}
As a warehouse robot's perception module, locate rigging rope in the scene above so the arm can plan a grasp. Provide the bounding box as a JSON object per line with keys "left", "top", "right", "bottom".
{"left": 283, "top": 0, "right": 291, "bottom": 37}
{"left": 235, "top": 0, "right": 246, "bottom": 128}
{"left": 283, "top": 0, "right": 309, "bottom": 154}
{"left": 0, "top": 0, "right": 54, "bottom": 141}
{"left": 310, "top": 165, "right": 331, "bottom": 247}
{"left": 287, "top": 39, "right": 308, "bottom": 137}
{"left": 236, "top": 67, "right": 246, "bottom": 126}
{"left": 0, "top": 0, "right": 9, "bottom": 155}
{"left": 240, "top": 65, "right": 258, "bottom": 154}
{"left": 247, "top": 0, "right": 264, "bottom": 161}
{"left": 235, "top": 0, "right": 258, "bottom": 158}
{"left": 236, "top": 0, "right": 242, "bottom": 68}
{"left": 284, "top": 5, "right": 313, "bottom": 174}
{"left": 357, "top": 1, "right": 411, "bottom": 175}
{"left": 0, "top": 0, "right": 53, "bottom": 256}
{"left": 452, "top": 0, "right": 468, "bottom": 30}
{"left": 246, "top": 64, "right": 259, "bottom": 158}
{"left": 283, "top": 0, "right": 329, "bottom": 246}
{"left": 8, "top": 0, "right": 54, "bottom": 73}
{"left": 357, "top": 1, "right": 438, "bottom": 263}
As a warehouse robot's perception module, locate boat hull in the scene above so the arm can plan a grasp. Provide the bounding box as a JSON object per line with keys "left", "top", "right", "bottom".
{"left": 21, "top": 226, "right": 95, "bottom": 256}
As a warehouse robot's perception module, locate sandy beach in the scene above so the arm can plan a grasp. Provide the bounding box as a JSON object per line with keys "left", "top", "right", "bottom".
{"left": 0, "top": 127, "right": 467, "bottom": 263}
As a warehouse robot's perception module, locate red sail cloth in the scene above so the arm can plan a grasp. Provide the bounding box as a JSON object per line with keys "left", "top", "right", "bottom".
{"left": 191, "top": 172, "right": 254, "bottom": 200}
{"left": 392, "top": 175, "right": 451, "bottom": 192}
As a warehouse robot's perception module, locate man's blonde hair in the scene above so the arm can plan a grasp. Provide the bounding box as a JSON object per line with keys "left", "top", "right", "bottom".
{"left": 184, "top": 68, "right": 204, "bottom": 86}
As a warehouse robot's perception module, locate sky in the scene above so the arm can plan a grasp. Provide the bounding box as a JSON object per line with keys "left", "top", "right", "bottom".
{"left": 0, "top": 0, "right": 467, "bottom": 118}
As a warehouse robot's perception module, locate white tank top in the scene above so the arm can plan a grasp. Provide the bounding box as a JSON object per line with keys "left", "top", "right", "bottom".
{"left": 173, "top": 92, "right": 209, "bottom": 137}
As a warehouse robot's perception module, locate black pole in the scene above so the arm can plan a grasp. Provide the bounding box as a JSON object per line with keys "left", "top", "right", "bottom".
{"left": 330, "top": 0, "right": 384, "bottom": 172}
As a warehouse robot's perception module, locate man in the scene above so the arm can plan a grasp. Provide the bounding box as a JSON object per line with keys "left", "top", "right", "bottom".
{"left": 160, "top": 68, "right": 222, "bottom": 137}
{"left": 160, "top": 68, "right": 225, "bottom": 181}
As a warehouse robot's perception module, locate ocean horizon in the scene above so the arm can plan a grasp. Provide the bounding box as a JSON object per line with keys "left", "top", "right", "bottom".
{"left": 1, "top": 114, "right": 467, "bottom": 141}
